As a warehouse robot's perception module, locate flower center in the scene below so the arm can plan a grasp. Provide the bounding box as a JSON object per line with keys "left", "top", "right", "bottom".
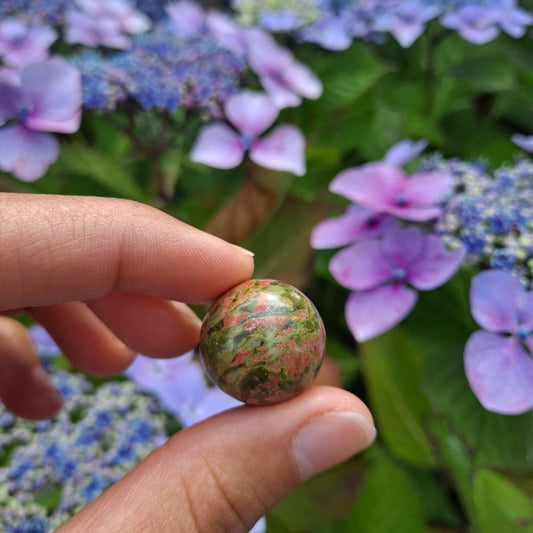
{"left": 16, "top": 102, "right": 33, "bottom": 121}
{"left": 240, "top": 132, "right": 255, "bottom": 150}
{"left": 516, "top": 325, "right": 531, "bottom": 341}
{"left": 391, "top": 267, "right": 406, "bottom": 281}
{"left": 396, "top": 194, "right": 408, "bottom": 206}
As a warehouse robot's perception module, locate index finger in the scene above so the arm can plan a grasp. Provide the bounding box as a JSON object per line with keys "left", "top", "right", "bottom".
{"left": 0, "top": 193, "right": 254, "bottom": 311}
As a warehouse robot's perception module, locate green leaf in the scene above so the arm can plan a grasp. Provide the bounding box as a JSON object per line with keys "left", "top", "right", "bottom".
{"left": 266, "top": 461, "right": 364, "bottom": 533}
{"left": 317, "top": 43, "right": 389, "bottom": 110}
{"left": 54, "top": 144, "right": 145, "bottom": 201}
{"left": 452, "top": 57, "right": 516, "bottom": 93}
{"left": 361, "top": 329, "right": 436, "bottom": 466}
{"left": 336, "top": 447, "right": 427, "bottom": 533}
{"left": 473, "top": 469, "right": 533, "bottom": 533}
{"left": 403, "top": 274, "right": 533, "bottom": 472}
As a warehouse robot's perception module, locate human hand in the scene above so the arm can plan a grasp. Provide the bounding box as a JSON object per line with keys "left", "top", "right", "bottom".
{"left": 0, "top": 193, "right": 375, "bottom": 532}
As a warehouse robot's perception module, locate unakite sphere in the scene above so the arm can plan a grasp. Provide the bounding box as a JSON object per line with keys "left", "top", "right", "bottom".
{"left": 199, "top": 279, "right": 326, "bottom": 405}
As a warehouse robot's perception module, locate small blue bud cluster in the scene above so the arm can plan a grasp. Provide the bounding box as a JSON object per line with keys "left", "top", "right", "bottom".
{"left": 71, "top": 30, "right": 246, "bottom": 113}
{"left": 0, "top": 369, "right": 169, "bottom": 531}
{"left": 421, "top": 155, "right": 533, "bottom": 283}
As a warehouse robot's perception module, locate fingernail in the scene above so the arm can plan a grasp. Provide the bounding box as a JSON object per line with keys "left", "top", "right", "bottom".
{"left": 230, "top": 244, "right": 255, "bottom": 257}
{"left": 292, "top": 411, "right": 377, "bottom": 481}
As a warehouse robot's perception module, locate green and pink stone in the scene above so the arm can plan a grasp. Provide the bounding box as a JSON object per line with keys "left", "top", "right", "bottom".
{"left": 199, "top": 279, "right": 326, "bottom": 405}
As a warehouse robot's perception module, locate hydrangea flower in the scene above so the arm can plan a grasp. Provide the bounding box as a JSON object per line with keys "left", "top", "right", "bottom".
{"left": 465, "top": 270, "right": 533, "bottom": 414}
{"left": 243, "top": 27, "right": 322, "bottom": 108}
{"left": 372, "top": 0, "right": 441, "bottom": 47}
{"left": 65, "top": 0, "right": 151, "bottom": 49}
{"left": 0, "top": 18, "right": 57, "bottom": 67}
{"left": 329, "top": 162, "right": 452, "bottom": 221}
{"left": 329, "top": 226, "right": 465, "bottom": 341}
{"left": 166, "top": 1, "right": 247, "bottom": 53}
{"left": 440, "top": 5, "right": 501, "bottom": 44}
{"left": 0, "top": 58, "right": 82, "bottom": 180}
{"left": 310, "top": 205, "right": 396, "bottom": 249}
{"left": 190, "top": 90, "right": 306, "bottom": 176}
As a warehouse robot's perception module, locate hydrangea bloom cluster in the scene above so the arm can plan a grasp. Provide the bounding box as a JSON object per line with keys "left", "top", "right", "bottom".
{"left": 312, "top": 140, "right": 465, "bottom": 341}
{"left": 0, "top": 325, "right": 259, "bottom": 531}
{"left": 72, "top": 30, "right": 246, "bottom": 114}
{"left": 0, "top": 369, "right": 168, "bottom": 531}
{"left": 425, "top": 155, "right": 533, "bottom": 282}
{"left": 313, "top": 142, "right": 533, "bottom": 414}
{"left": 233, "top": 0, "right": 533, "bottom": 49}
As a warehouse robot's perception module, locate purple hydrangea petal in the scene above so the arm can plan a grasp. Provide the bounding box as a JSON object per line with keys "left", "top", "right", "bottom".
{"left": 166, "top": 0, "right": 206, "bottom": 35}
{"left": 178, "top": 387, "right": 242, "bottom": 427}
{"left": 224, "top": 91, "right": 278, "bottom": 137}
{"left": 385, "top": 204, "right": 444, "bottom": 221}
{"left": 346, "top": 284, "right": 418, "bottom": 342}
{"left": 0, "top": 124, "right": 59, "bottom": 181}
{"left": 281, "top": 61, "right": 322, "bottom": 101}
{"left": 250, "top": 124, "right": 306, "bottom": 176}
{"left": 518, "top": 293, "right": 533, "bottom": 331}
{"left": 0, "top": 19, "right": 57, "bottom": 68}
{"left": 440, "top": 7, "right": 501, "bottom": 44}
{"left": 512, "top": 134, "right": 533, "bottom": 153}
{"left": 20, "top": 59, "right": 82, "bottom": 134}
{"left": 300, "top": 15, "right": 353, "bottom": 51}
{"left": 384, "top": 139, "right": 428, "bottom": 167}
{"left": 329, "top": 162, "right": 404, "bottom": 207}
{"left": 0, "top": 81, "right": 19, "bottom": 123}
{"left": 206, "top": 11, "right": 247, "bottom": 54}
{"left": 464, "top": 331, "right": 533, "bottom": 415}
{"left": 408, "top": 235, "right": 466, "bottom": 290}
{"left": 329, "top": 239, "right": 393, "bottom": 291}
{"left": 470, "top": 270, "right": 523, "bottom": 333}
{"left": 310, "top": 205, "right": 394, "bottom": 249}
{"left": 404, "top": 172, "right": 452, "bottom": 206}
{"left": 190, "top": 122, "right": 246, "bottom": 169}
{"left": 381, "top": 226, "right": 424, "bottom": 269}
{"left": 259, "top": 73, "right": 302, "bottom": 109}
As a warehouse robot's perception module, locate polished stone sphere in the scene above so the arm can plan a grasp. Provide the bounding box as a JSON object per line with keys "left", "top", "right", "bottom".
{"left": 199, "top": 279, "right": 326, "bottom": 405}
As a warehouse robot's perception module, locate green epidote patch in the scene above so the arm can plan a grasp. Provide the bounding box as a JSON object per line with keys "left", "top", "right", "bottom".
{"left": 200, "top": 279, "right": 326, "bottom": 405}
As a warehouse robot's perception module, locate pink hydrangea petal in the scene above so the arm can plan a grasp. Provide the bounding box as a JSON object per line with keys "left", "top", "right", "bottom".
{"left": 409, "top": 235, "right": 466, "bottom": 290}
{"left": 381, "top": 227, "right": 423, "bottom": 269}
{"left": 244, "top": 27, "right": 280, "bottom": 72}
{"left": 346, "top": 284, "right": 418, "bottom": 342}
{"left": 190, "top": 122, "right": 245, "bottom": 169}
{"left": 329, "top": 240, "right": 392, "bottom": 291}
{"left": 0, "top": 124, "right": 59, "bottom": 181}
{"left": 224, "top": 91, "right": 278, "bottom": 137}
{"left": 283, "top": 61, "right": 322, "bottom": 100}
{"left": 404, "top": 172, "right": 452, "bottom": 206}
{"left": 470, "top": 270, "right": 522, "bottom": 333}
{"left": 260, "top": 74, "right": 302, "bottom": 109}
{"left": 385, "top": 205, "right": 443, "bottom": 221}
{"left": 384, "top": 139, "right": 428, "bottom": 167}
{"left": 206, "top": 11, "right": 246, "bottom": 54}
{"left": 250, "top": 124, "right": 305, "bottom": 176}
{"left": 21, "top": 59, "right": 82, "bottom": 133}
{"left": 121, "top": 10, "right": 151, "bottom": 34}
{"left": 329, "top": 162, "right": 405, "bottom": 207}
{"left": 166, "top": 0, "right": 205, "bottom": 35}
{"left": 310, "top": 206, "right": 392, "bottom": 249}
{"left": 464, "top": 331, "right": 533, "bottom": 415}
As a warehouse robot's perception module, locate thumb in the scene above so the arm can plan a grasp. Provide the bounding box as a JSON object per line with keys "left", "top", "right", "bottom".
{"left": 58, "top": 386, "right": 376, "bottom": 533}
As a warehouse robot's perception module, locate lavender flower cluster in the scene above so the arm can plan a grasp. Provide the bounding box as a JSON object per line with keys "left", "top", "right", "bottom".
{"left": 234, "top": 0, "right": 533, "bottom": 49}
{"left": 311, "top": 142, "right": 533, "bottom": 415}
